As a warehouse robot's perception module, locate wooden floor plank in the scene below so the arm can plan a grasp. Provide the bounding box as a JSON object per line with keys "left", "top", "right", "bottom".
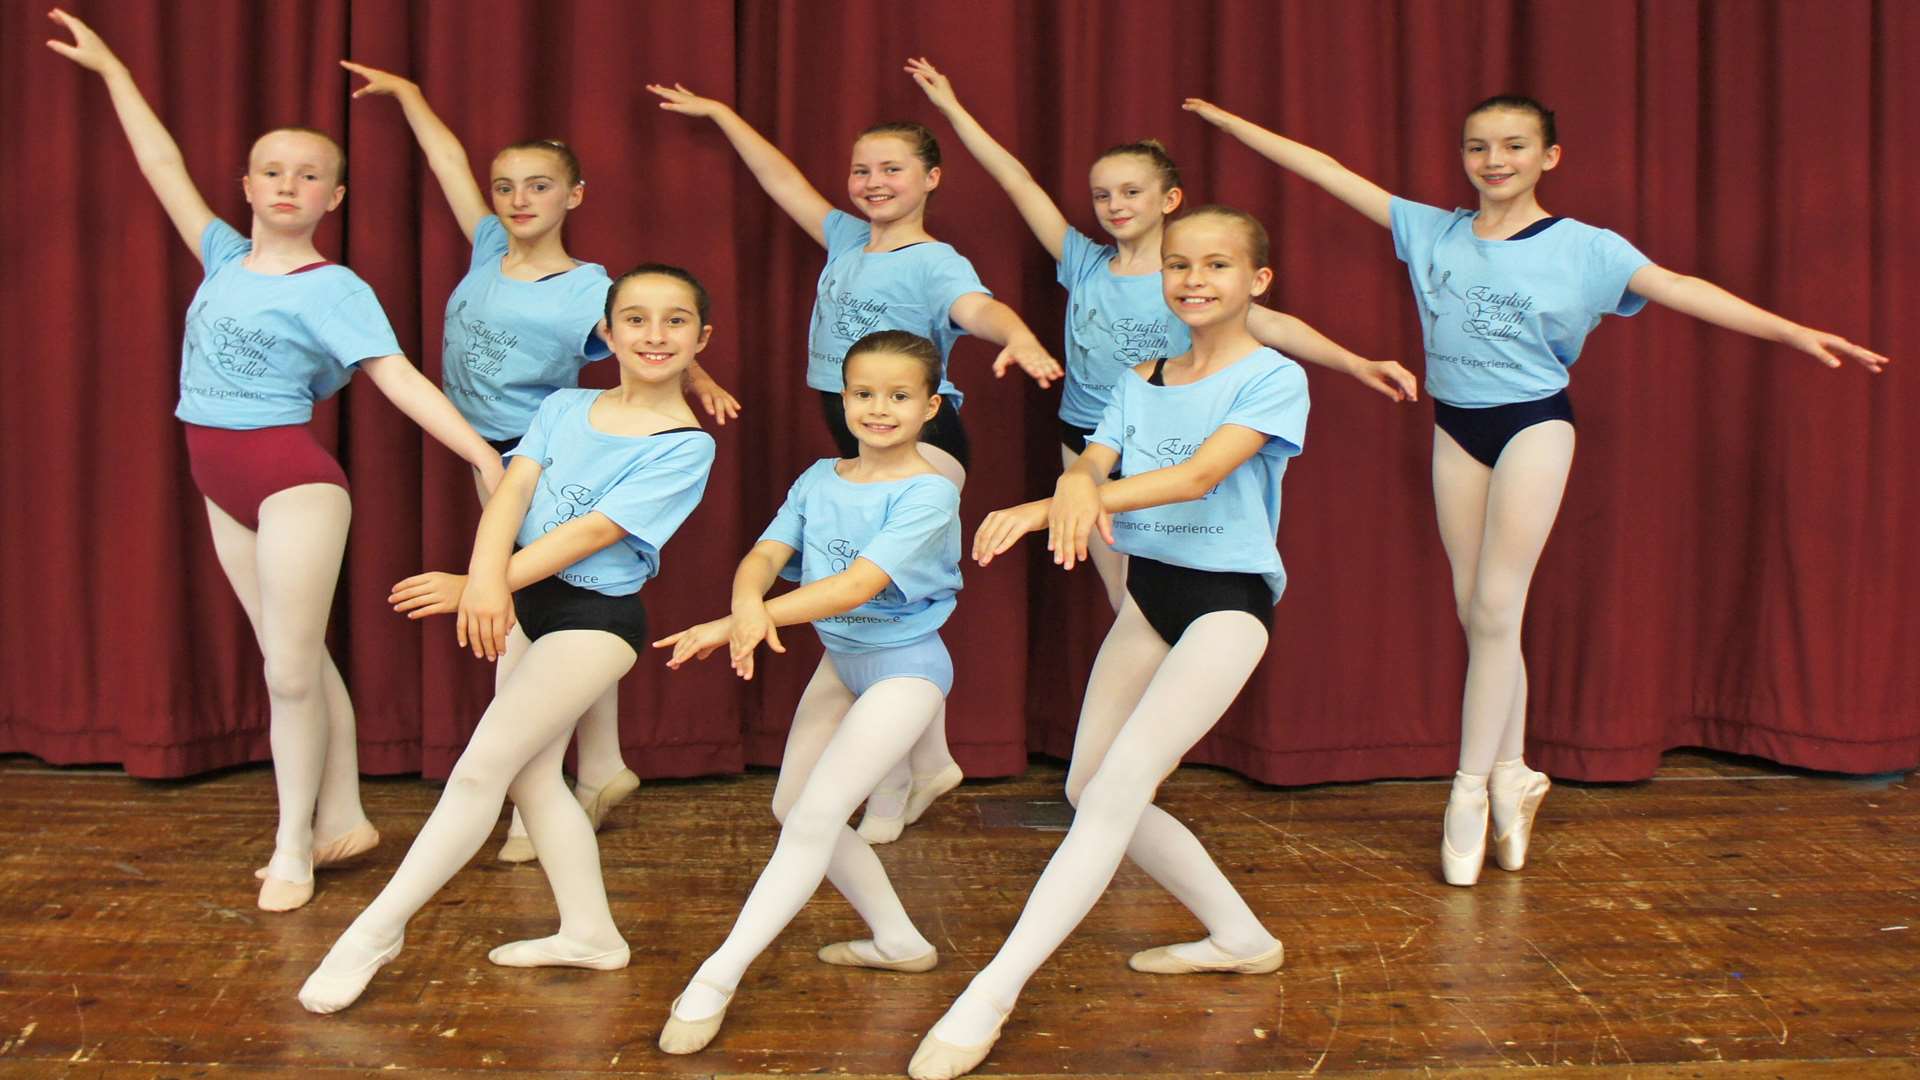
{"left": 0, "top": 752, "right": 1915, "bottom": 1076}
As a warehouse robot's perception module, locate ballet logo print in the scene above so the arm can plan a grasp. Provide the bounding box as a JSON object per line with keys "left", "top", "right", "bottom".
{"left": 825, "top": 281, "right": 890, "bottom": 346}
{"left": 825, "top": 538, "right": 859, "bottom": 574}
{"left": 1149, "top": 434, "right": 1221, "bottom": 498}
{"left": 1459, "top": 285, "right": 1535, "bottom": 342}
{"left": 541, "top": 482, "right": 601, "bottom": 533}
{"left": 1110, "top": 316, "right": 1172, "bottom": 366}
{"left": 448, "top": 301, "right": 521, "bottom": 378}
{"left": 190, "top": 303, "right": 275, "bottom": 379}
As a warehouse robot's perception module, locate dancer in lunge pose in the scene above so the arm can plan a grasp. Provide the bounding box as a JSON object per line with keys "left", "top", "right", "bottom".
{"left": 653, "top": 330, "right": 962, "bottom": 1056}
{"left": 342, "top": 59, "right": 740, "bottom": 863}
{"left": 913, "top": 206, "right": 1305, "bottom": 1079}
{"left": 299, "top": 265, "right": 716, "bottom": 1012}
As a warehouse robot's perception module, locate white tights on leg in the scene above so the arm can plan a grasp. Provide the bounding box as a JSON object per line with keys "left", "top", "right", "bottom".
{"left": 299, "top": 627, "right": 637, "bottom": 1012}
{"left": 930, "top": 606, "right": 1274, "bottom": 1045}
{"left": 672, "top": 661, "right": 945, "bottom": 1022}
{"left": 1432, "top": 423, "right": 1573, "bottom": 853}
{"left": 204, "top": 486, "right": 357, "bottom": 892}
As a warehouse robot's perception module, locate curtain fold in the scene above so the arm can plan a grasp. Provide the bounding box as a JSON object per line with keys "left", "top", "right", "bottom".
{"left": 3, "top": 0, "right": 1913, "bottom": 784}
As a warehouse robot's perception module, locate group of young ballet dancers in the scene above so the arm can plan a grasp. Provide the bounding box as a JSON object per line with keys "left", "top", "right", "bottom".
{"left": 48, "top": 7, "right": 1888, "bottom": 1078}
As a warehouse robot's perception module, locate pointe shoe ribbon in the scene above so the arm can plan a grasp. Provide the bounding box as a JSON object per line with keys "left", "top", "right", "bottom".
{"left": 659, "top": 978, "right": 734, "bottom": 1055}
{"left": 298, "top": 931, "right": 403, "bottom": 1014}
{"left": 1128, "top": 938, "right": 1283, "bottom": 975}
{"left": 908, "top": 1008, "right": 1008, "bottom": 1080}
{"left": 817, "top": 940, "right": 938, "bottom": 973}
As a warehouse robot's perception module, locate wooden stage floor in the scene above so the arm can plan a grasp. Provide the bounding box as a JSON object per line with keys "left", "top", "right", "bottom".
{"left": 0, "top": 751, "right": 1915, "bottom": 1078}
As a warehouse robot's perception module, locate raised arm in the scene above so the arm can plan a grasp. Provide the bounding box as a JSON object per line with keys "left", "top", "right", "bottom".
{"left": 949, "top": 293, "right": 1064, "bottom": 388}
{"left": 1626, "top": 265, "right": 1890, "bottom": 373}
{"left": 906, "top": 58, "right": 1069, "bottom": 260}
{"left": 1184, "top": 98, "right": 1393, "bottom": 229}
{"left": 1246, "top": 306, "right": 1417, "bottom": 401}
{"left": 47, "top": 8, "right": 215, "bottom": 256}
{"left": 647, "top": 83, "right": 834, "bottom": 247}
{"left": 339, "top": 61, "right": 489, "bottom": 240}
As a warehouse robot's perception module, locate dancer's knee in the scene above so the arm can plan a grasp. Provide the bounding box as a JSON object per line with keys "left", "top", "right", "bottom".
{"left": 1076, "top": 760, "right": 1159, "bottom": 823}
{"left": 1465, "top": 589, "right": 1524, "bottom": 646}
{"left": 261, "top": 653, "right": 323, "bottom": 704}
{"left": 778, "top": 795, "right": 849, "bottom": 850}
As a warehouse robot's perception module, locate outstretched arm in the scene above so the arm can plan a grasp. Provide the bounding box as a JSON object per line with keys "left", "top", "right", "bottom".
{"left": 906, "top": 57, "right": 1070, "bottom": 261}
{"left": 647, "top": 83, "right": 834, "bottom": 247}
{"left": 1246, "top": 306, "right": 1417, "bottom": 401}
{"left": 340, "top": 60, "right": 489, "bottom": 241}
{"left": 949, "top": 293, "right": 1064, "bottom": 388}
{"left": 656, "top": 539, "right": 894, "bottom": 679}
{"left": 360, "top": 354, "right": 506, "bottom": 487}
{"left": 1185, "top": 97, "right": 1393, "bottom": 229}
{"left": 974, "top": 424, "right": 1270, "bottom": 568}
{"left": 1627, "top": 265, "right": 1889, "bottom": 373}
{"left": 47, "top": 8, "right": 215, "bottom": 256}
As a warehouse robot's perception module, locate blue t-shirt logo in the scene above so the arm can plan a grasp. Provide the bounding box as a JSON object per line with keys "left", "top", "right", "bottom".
{"left": 204, "top": 310, "right": 278, "bottom": 379}
{"left": 1461, "top": 285, "right": 1537, "bottom": 342}
{"left": 826, "top": 538, "right": 859, "bottom": 574}
{"left": 542, "top": 481, "right": 601, "bottom": 533}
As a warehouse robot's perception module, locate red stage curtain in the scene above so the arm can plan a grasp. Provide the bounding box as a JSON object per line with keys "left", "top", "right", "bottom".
{"left": 3, "top": 0, "right": 1914, "bottom": 783}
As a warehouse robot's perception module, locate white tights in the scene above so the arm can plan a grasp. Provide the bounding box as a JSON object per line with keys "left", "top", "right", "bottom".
{"left": 931, "top": 600, "right": 1276, "bottom": 1043}
{"left": 332, "top": 627, "right": 636, "bottom": 956}
{"left": 1432, "top": 423, "right": 1575, "bottom": 777}
{"left": 673, "top": 658, "right": 946, "bottom": 1020}
{"left": 473, "top": 469, "right": 631, "bottom": 844}
{"left": 864, "top": 441, "right": 968, "bottom": 820}
{"left": 204, "top": 486, "right": 363, "bottom": 882}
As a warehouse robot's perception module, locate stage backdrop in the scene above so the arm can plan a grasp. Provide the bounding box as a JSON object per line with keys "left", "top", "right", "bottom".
{"left": 3, "top": 0, "right": 1914, "bottom": 783}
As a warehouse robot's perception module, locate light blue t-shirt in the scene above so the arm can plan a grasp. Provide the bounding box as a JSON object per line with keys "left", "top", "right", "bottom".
{"left": 806, "top": 209, "right": 988, "bottom": 407}
{"left": 1390, "top": 197, "right": 1653, "bottom": 407}
{"left": 1087, "top": 347, "right": 1309, "bottom": 604}
{"left": 175, "top": 220, "right": 402, "bottom": 429}
{"left": 506, "top": 389, "right": 715, "bottom": 597}
{"left": 1056, "top": 226, "right": 1189, "bottom": 429}
{"left": 441, "top": 215, "right": 613, "bottom": 440}
{"left": 758, "top": 458, "right": 963, "bottom": 654}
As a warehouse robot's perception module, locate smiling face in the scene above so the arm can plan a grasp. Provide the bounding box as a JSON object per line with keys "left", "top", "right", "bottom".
{"left": 1088, "top": 153, "right": 1181, "bottom": 244}
{"left": 1160, "top": 213, "right": 1273, "bottom": 331}
{"left": 840, "top": 349, "right": 940, "bottom": 451}
{"left": 601, "top": 274, "right": 710, "bottom": 384}
{"left": 241, "top": 129, "right": 345, "bottom": 234}
{"left": 847, "top": 134, "right": 939, "bottom": 225}
{"left": 1461, "top": 107, "right": 1561, "bottom": 205}
{"left": 490, "top": 147, "right": 583, "bottom": 242}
